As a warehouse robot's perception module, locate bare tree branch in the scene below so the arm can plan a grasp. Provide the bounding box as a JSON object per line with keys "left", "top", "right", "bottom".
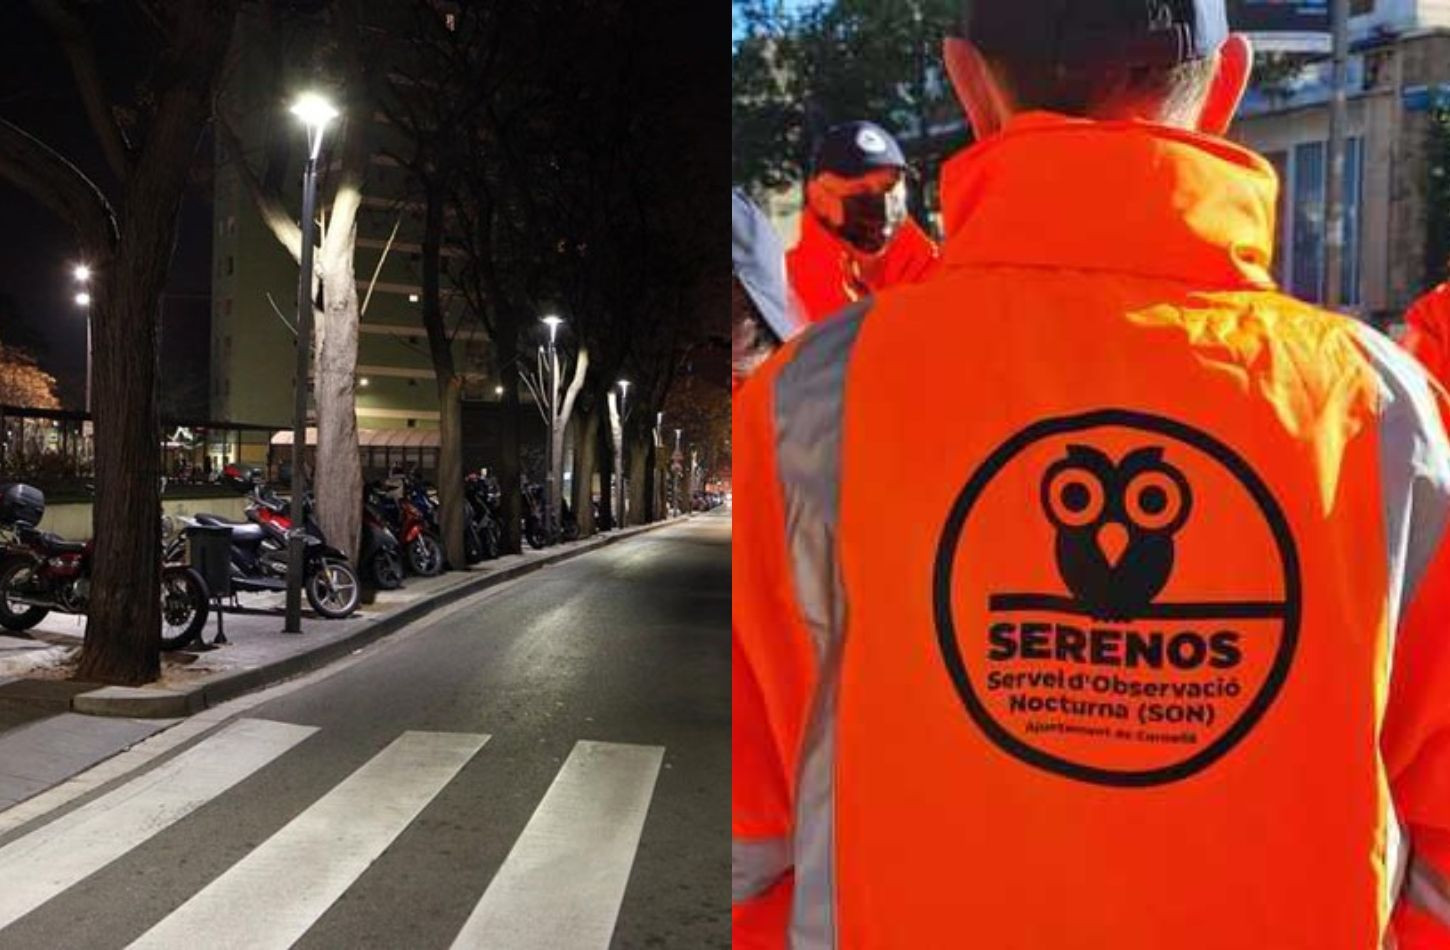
{"left": 0, "top": 118, "right": 118, "bottom": 248}
{"left": 29, "top": 0, "right": 134, "bottom": 182}
{"left": 216, "top": 112, "right": 304, "bottom": 261}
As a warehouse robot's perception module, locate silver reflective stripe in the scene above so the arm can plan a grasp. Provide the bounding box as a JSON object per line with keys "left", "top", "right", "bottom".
{"left": 1351, "top": 324, "right": 1450, "bottom": 921}
{"left": 1404, "top": 854, "right": 1450, "bottom": 928}
{"left": 733, "top": 835, "right": 792, "bottom": 904}
{"left": 773, "top": 303, "right": 868, "bottom": 950}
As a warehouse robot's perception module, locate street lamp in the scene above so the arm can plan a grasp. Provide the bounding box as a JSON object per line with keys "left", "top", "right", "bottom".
{"left": 540, "top": 315, "right": 564, "bottom": 543}
{"left": 284, "top": 91, "right": 338, "bottom": 634}
{"left": 615, "top": 379, "right": 631, "bottom": 528}
{"left": 72, "top": 266, "right": 92, "bottom": 414}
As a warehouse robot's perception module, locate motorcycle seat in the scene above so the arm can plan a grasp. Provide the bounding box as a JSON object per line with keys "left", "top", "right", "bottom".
{"left": 38, "top": 532, "right": 86, "bottom": 554}
{"left": 194, "top": 512, "right": 243, "bottom": 525}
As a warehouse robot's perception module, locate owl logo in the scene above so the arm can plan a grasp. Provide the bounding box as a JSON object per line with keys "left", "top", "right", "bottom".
{"left": 1041, "top": 445, "right": 1193, "bottom": 620}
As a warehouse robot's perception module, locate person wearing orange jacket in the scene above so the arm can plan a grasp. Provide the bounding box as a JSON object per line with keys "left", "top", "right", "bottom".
{"left": 1402, "top": 277, "right": 1450, "bottom": 386}
{"left": 733, "top": 2, "right": 1450, "bottom": 948}
{"left": 787, "top": 121, "right": 938, "bottom": 323}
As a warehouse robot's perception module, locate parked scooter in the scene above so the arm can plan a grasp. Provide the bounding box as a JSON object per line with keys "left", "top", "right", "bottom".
{"left": 360, "top": 486, "right": 405, "bottom": 590}
{"left": 371, "top": 477, "right": 444, "bottom": 577}
{"left": 165, "top": 466, "right": 361, "bottom": 619}
{"left": 0, "top": 483, "right": 210, "bottom": 650}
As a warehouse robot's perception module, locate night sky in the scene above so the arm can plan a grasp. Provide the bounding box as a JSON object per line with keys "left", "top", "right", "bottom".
{"left": 0, "top": 3, "right": 212, "bottom": 415}
{"left": 0, "top": 2, "right": 724, "bottom": 414}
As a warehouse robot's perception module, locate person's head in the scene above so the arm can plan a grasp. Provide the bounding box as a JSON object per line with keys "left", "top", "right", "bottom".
{"left": 732, "top": 190, "right": 802, "bottom": 386}
{"left": 805, "top": 121, "right": 911, "bottom": 257}
{"left": 944, "top": 0, "right": 1252, "bottom": 139}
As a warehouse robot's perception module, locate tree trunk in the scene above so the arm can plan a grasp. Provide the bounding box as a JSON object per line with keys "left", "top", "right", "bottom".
{"left": 438, "top": 374, "right": 466, "bottom": 566}
{"left": 314, "top": 247, "right": 363, "bottom": 563}
{"left": 79, "top": 249, "right": 163, "bottom": 685}
{"left": 607, "top": 390, "right": 624, "bottom": 529}
{"left": 627, "top": 430, "right": 650, "bottom": 527}
{"left": 548, "top": 348, "right": 588, "bottom": 536}
{"left": 419, "top": 181, "right": 465, "bottom": 567}
{"left": 495, "top": 315, "right": 523, "bottom": 554}
{"left": 78, "top": 2, "right": 239, "bottom": 685}
{"left": 595, "top": 396, "right": 615, "bottom": 529}
{"left": 572, "top": 402, "right": 598, "bottom": 536}
{"left": 643, "top": 434, "right": 659, "bottom": 522}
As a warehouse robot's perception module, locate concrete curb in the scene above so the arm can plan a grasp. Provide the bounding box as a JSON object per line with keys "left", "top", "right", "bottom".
{"left": 70, "top": 516, "right": 694, "bottom": 719}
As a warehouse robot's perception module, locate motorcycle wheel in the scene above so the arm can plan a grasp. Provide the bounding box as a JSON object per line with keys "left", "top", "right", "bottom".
{"left": 159, "top": 566, "right": 210, "bottom": 651}
{"left": 463, "top": 523, "right": 485, "bottom": 566}
{"left": 481, "top": 521, "right": 501, "bottom": 560}
{"left": 0, "top": 559, "right": 47, "bottom": 632}
{"left": 307, "top": 559, "right": 362, "bottom": 619}
{"left": 408, "top": 534, "right": 444, "bottom": 576}
{"left": 369, "top": 548, "right": 405, "bottom": 591}
{"left": 524, "top": 520, "right": 546, "bottom": 551}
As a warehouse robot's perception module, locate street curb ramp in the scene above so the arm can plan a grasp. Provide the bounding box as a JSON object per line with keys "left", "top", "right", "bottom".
{"left": 71, "top": 517, "right": 693, "bottom": 718}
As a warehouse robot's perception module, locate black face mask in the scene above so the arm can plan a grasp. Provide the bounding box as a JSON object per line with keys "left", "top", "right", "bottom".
{"left": 836, "top": 184, "right": 907, "bottom": 255}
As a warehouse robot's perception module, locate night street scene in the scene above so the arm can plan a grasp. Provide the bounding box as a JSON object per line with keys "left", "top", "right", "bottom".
{"left": 0, "top": 2, "right": 726, "bottom": 948}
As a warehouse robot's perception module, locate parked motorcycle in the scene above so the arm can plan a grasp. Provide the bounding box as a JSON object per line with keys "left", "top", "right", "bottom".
{"left": 371, "top": 477, "right": 444, "bottom": 577}
{"left": 0, "top": 483, "right": 210, "bottom": 650}
{"left": 463, "top": 472, "right": 502, "bottom": 561}
{"left": 165, "top": 467, "right": 362, "bottom": 619}
{"left": 360, "top": 487, "right": 405, "bottom": 590}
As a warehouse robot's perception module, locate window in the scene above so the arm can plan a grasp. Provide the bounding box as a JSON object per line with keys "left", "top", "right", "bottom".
{"left": 1279, "top": 137, "right": 1364, "bottom": 307}
{"left": 1263, "top": 150, "right": 1288, "bottom": 285}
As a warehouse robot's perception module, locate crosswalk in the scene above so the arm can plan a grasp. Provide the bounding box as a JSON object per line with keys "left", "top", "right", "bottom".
{"left": 0, "top": 718, "right": 667, "bottom": 950}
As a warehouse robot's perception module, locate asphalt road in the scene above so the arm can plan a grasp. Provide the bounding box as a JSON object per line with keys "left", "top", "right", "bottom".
{"left": 0, "top": 512, "right": 730, "bottom": 950}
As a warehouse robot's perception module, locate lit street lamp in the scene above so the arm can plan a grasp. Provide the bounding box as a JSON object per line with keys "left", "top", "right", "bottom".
{"left": 72, "top": 266, "right": 92, "bottom": 414}
{"left": 541, "top": 315, "right": 564, "bottom": 543}
{"left": 285, "top": 91, "right": 338, "bottom": 635}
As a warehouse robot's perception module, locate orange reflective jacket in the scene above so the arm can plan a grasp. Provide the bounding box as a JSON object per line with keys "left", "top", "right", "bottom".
{"left": 734, "top": 113, "right": 1450, "bottom": 949}
{"left": 1404, "top": 282, "right": 1450, "bottom": 387}
{"left": 787, "top": 212, "right": 939, "bottom": 323}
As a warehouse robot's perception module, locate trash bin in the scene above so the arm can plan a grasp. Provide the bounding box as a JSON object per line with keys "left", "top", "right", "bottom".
{"left": 185, "top": 523, "right": 233, "bottom": 647}
{"left": 185, "top": 524, "right": 233, "bottom": 598}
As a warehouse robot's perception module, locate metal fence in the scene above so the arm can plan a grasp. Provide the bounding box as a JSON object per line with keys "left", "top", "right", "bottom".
{"left": 0, "top": 405, "right": 280, "bottom": 496}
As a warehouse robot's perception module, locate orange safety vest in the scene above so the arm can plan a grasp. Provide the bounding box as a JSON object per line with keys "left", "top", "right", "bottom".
{"left": 1403, "top": 281, "right": 1450, "bottom": 388}
{"left": 734, "top": 112, "right": 1450, "bottom": 949}
{"left": 787, "top": 211, "right": 939, "bottom": 324}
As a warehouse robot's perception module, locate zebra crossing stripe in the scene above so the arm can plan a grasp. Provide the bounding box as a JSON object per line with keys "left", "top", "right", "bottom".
{"left": 450, "top": 740, "right": 664, "bottom": 950}
{"left": 0, "top": 717, "right": 315, "bottom": 931}
{"left": 129, "top": 730, "right": 489, "bottom": 950}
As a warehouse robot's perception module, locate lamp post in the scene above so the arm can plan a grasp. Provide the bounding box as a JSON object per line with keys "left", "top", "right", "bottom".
{"left": 541, "top": 315, "right": 563, "bottom": 543}
{"left": 616, "top": 379, "right": 630, "bottom": 528}
{"left": 284, "top": 92, "right": 338, "bottom": 634}
{"left": 673, "top": 427, "right": 683, "bottom": 517}
{"left": 72, "top": 265, "right": 92, "bottom": 414}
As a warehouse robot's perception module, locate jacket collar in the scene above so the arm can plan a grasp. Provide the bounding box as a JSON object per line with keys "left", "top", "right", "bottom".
{"left": 940, "top": 112, "right": 1278, "bottom": 290}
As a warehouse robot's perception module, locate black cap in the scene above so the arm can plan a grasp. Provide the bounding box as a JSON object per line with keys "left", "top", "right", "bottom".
{"left": 811, "top": 121, "right": 907, "bottom": 179}
{"left": 963, "top": 0, "right": 1228, "bottom": 67}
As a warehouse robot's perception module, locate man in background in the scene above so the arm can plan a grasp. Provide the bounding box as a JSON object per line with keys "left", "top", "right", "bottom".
{"left": 787, "top": 121, "right": 938, "bottom": 322}
{"left": 733, "top": 189, "right": 802, "bottom": 390}
{"left": 1402, "top": 271, "right": 1450, "bottom": 387}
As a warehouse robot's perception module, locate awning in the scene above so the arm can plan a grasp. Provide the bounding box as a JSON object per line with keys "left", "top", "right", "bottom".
{"left": 270, "top": 427, "right": 440, "bottom": 448}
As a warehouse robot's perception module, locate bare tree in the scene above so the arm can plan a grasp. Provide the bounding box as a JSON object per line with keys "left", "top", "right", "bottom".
{"left": 0, "top": 0, "right": 240, "bottom": 684}
{"left": 216, "top": 0, "right": 372, "bottom": 561}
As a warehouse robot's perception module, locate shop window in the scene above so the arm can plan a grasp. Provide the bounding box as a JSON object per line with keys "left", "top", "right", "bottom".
{"left": 1282, "top": 137, "right": 1363, "bottom": 307}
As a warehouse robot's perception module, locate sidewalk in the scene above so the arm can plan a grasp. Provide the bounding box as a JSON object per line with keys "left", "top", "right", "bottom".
{"left": 0, "top": 517, "right": 689, "bottom": 719}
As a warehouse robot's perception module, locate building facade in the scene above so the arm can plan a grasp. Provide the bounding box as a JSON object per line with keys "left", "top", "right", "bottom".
{"left": 210, "top": 10, "right": 493, "bottom": 442}
{"left": 1229, "top": 1, "right": 1450, "bottom": 327}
